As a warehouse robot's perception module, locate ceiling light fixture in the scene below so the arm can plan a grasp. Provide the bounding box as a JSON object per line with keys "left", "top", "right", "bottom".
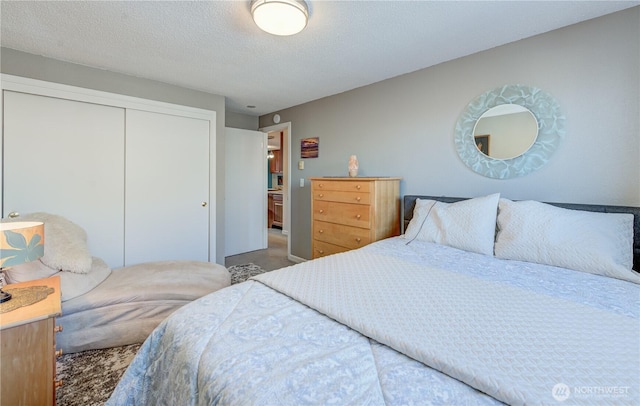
{"left": 251, "top": 0, "right": 309, "bottom": 36}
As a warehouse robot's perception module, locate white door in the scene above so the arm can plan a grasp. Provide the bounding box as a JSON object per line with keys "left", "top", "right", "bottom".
{"left": 225, "top": 128, "right": 267, "bottom": 256}
{"left": 2, "top": 91, "right": 126, "bottom": 268}
{"left": 125, "top": 109, "right": 210, "bottom": 265}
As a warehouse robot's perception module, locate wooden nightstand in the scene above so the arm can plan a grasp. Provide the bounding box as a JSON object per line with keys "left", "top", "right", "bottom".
{"left": 0, "top": 276, "right": 63, "bottom": 405}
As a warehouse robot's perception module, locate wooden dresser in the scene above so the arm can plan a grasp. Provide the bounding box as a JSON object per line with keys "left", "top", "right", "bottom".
{"left": 0, "top": 276, "right": 63, "bottom": 405}
{"left": 310, "top": 177, "right": 401, "bottom": 259}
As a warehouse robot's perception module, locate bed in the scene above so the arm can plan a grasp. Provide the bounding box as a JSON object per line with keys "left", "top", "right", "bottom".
{"left": 108, "top": 194, "right": 640, "bottom": 405}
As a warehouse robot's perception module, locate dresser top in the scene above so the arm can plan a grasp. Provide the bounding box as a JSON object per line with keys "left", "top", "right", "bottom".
{"left": 310, "top": 177, "right": 401, "bottom": 181}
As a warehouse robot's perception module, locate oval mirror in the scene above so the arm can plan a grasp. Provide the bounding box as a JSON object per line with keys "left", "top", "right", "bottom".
{"left": 454, "top": 84, "right": 565, "bottom": 179}
{"left": 472, "top": 104, "right": 538, "bottom": 160}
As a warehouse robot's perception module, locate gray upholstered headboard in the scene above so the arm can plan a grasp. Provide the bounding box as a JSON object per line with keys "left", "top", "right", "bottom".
{"left": 403, "top": 195, "right": 640, "bottom": 272}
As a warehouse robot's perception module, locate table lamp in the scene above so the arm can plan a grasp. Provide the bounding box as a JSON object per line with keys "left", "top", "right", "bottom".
{"left": 0, "top": 221, "right": 45, "bottom": 303}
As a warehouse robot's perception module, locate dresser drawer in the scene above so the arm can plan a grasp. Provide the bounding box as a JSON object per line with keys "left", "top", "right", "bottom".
{"left": 313, "top": 240, "right": 350, "bottom": 258}
{"left": 310, "top": 177, "right": 400, "bottom": 258}
{"left": 313, "top": 220, "right": 371, "bottom": 249}
{"left": 312, "top": 190, "right": 371, "bottom": 205}
{"left": 313, "top": 180, "right": 371, "bottom": 193}
{"left": 313, "top": 200, "right": 371, "bottom": 229}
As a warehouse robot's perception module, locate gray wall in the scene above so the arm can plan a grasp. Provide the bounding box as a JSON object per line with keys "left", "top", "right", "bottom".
{"left": 260, "top": 8, "right": 640, "bottom": 260}
{"left": 0, "top": 48, "right": 229, "bottom": 264}
{"left": 226, "top": 111, "right": 259, "bottom": 130}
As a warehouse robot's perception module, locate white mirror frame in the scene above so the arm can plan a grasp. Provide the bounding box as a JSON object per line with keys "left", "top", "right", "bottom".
{"left": 455, "top": 84, "right": 565, "bottom": 179}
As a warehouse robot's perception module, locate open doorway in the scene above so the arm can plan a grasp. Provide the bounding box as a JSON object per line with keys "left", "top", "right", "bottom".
{"left": 262, "top": 122, "right": 292, "bottom": 261}
{"left": 224, "top": 124, "right": 295, "bottom": 270}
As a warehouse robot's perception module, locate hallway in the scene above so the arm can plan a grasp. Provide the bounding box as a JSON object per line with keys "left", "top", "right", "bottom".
{"left": 224, "top": 228, "right": 296, "bottom": 271}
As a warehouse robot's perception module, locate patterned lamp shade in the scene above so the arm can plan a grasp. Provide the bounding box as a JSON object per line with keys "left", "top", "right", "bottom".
{"left": 0, "top": 222, "right": 45, "bottom": 268}
{"left": 0, "top": 221, "right": 45, "bottom": 303}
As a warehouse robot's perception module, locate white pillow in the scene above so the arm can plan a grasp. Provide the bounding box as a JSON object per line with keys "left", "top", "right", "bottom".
{"left": 495, "top": 199, "right": 639, "bottom": 284}
{"left": 406, "top": 193, "right": 500, "bottom": 256}
{"left": 404, "top": 198, "right": 438, "bottom": 241}
{"left": 8, "top": 213, "right": 93, "bottom": 274}
{"left": 3, "top": 258, "right": 58, "bottom": 283}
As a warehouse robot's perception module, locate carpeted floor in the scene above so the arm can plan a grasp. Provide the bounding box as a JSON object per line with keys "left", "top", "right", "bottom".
{"left": 229, "top": 262, "right": 270, "bottom": 284}
{"left": 56, "top": 263, "right": 267, "bottom": 406}
{"left": 56, "top": 343, "right": 141, "bottom": 406}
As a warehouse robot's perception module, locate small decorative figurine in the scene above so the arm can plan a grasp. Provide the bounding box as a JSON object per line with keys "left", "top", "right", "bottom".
{"left": 348, "top": 155, "right": 359, "bottom": 177}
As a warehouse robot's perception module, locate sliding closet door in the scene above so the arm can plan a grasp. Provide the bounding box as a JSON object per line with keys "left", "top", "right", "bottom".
{"left": 125, "top": 109, "right": 210, "bottom": 265}
{"left": 2, "top": 91, "right": 126, "bottom": 267}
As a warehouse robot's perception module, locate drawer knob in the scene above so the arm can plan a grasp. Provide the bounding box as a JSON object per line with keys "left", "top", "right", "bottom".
{"left": 55, "top": 325, "right": 63, "bottom": 333}
{"left": 55, "top": 380, "right": 64, "bottom": 388}
{"left": 356, "top": 185, "right": 361, "bottom": 190}
{"left": 356, "top": 214, "right": 361, "bottom": 219}
{"left": 319, "top": 230, "right": 324, "bottom": 234}
{"left": 319, "top": 194, "right": 324, "bottom": 198}
{"left": 319, "top": 209, "right": 324, "bottom": 213}
{"left": 318, "top": 184, "right": 323, "bottom": 188}
{"left": 319, "top": 250, "right": 324, "bottom": 254}
{"left": 55, "top": 349, "right": 63, "bottom": 357}
{"left": 355, "top": 238, "right": 361, "bottom": 243}
{"left": 356, "top": 197, "right": 361, "bottom": 202}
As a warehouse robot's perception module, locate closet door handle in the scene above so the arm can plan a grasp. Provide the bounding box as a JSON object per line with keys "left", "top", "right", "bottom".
{"left": 201, "top": 202, "right": 208, "bottom": 207}
{"left": 8, "top": 212, "right": 19, "bottom": 218}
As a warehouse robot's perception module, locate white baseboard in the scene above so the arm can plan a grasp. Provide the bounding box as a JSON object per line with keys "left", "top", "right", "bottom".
{"left": 287, "top": 254, "right": 306, "bottom": 263}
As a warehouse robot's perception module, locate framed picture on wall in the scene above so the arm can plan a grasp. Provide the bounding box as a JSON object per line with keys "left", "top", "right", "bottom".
{"left": 301, "top": 137, "right": 319, "bottom": 158}
{"left": 474, "top": 134, "right": 490, "bottom": 156}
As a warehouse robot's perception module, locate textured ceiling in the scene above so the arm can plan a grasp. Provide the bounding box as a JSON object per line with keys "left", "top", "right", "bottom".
{"left": 1, "top": 1, "right": 638, "bottom": 115}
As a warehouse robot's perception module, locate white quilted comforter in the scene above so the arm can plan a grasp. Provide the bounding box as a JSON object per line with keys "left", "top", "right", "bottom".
{"left": 108, "top": 238, "right": 639, "bottom": 405}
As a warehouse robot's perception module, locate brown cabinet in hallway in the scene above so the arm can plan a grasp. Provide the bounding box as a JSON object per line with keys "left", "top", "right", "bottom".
{"left": 268, "top": 192, "right": 283, "bottom": 228}
{"left": 269, "top": 149, "right": 283, "bottom": 173}
{"left": 269, "top": 132, "right": 283, "bottom": 174}
{"left": 273, "top": 193, "right": 283, "bottom": 227}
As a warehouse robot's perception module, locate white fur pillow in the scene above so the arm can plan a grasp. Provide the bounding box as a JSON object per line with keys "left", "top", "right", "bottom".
{"left": 9, "top": 213, "right": 92, "bottom": 274}
{"left": 495, "top": 199, "right": 639, "bottom": 284}
{"left": 56, "top": 257, "right": 111, "bottom": 301}
{"left": 406, "top": 194, "right": 500, "bottom": 256}
{"left": 5, "top": 256, "right": 111, "bottom": 301}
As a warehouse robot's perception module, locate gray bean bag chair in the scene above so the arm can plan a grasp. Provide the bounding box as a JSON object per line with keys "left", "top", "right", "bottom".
{"left": 57, "top": 260, "right": 230, "bottom": 353}
{"left": 4, "top": 213, "right": 230, "bottom": 353}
